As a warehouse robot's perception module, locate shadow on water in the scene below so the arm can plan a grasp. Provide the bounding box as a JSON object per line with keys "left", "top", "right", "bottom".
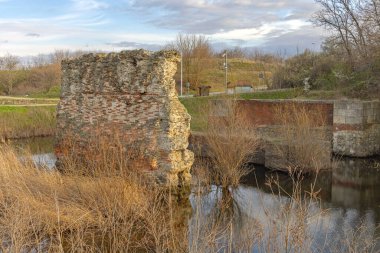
{"left": 5, "top": 137, "right": 380, "bottom": 252}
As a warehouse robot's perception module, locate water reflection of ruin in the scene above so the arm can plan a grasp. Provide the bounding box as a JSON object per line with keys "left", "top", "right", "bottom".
{"left": 331, "top": 158, "right": 380, "bottom": 222}
{"left": 241, "top": 157, "right": 380, "bottom": 223}
{"left": 190, "top": 180, "right": 379, "bottom": 252}
{"left": 189, "top": 156, "right": 380, "bottom": 252}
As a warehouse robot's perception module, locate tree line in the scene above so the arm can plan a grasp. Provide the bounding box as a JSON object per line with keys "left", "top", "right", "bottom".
{"left": 0, "top": 42, "right": 279, "bottom": 96}
{"left": 271, "top": 0, "right": 380, "bottom": 98}
{"left": 0, "top": 50, "right": 86, "bottom": 96}
{"left": 7, "top": 0, "right": 380, "bottom": 98}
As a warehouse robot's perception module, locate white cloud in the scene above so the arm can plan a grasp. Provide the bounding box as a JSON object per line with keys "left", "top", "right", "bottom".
{"left": 125, "top": 0, "right": 317, "bottom": 34}
{"left": 0, "top": 0, "right": 327, "bottom": 56}
{"left": 71, "top": 0, "right": 109, "bottom": 11}
{"left": 211, "top": 19, "right": 308, "bottom": 42}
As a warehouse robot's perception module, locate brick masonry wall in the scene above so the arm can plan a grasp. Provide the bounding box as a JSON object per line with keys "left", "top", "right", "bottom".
{"left": 241, "top": 100, "right": 334, "bottom": 170}
{"left": 55, "top": 50, "right": 194, "bottom": 186}
{"left": 237, "top": 99, "right": 334, "bottom": 126}
{"left": 235, "top": 99, "right": 380, "bottom": 158}
{"left": 192, "top": 99, "right": 379, "bottom": 172}
{"left": 203, "top": 99, "right": 334, "bottom": 170}
{"left": 208, "top": 99, "right": 379, "bottom": 159}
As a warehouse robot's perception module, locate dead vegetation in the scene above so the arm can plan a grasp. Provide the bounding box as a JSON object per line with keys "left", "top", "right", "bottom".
{"left": 0, "top": 99, "right": 377, "bottom": 252}
{"left": 273, "top": 102, "right": 332, "bottom": 173}
{"left": 203, "top": 97, "right": 260, "bottom": 188}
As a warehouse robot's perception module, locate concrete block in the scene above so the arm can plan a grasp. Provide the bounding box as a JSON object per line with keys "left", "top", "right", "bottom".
{"left": 334, "top": 100, "right": 349, "bottom": 110}
{"left": 344, "top": 116, "right": 362, "bottom": 125}
{"left": 333, "top": 115, "right": 345, "bottom": 124}
{"left": 264, "top": 141, "right": 289, "bottom": 171}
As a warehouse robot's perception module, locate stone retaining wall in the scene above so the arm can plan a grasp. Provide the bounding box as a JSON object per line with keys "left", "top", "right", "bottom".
{"left": 55, "top": 50, "right": 193, "bottom": 187}
{"left": 203, "top": 99, "right": 334, "bottom": 170}
{"left": 194, "top": 99, "right": 379, "bottom": 171}
{"left": 236, "top": 99, "right": 380, "bottom": 158}
{"left": 333, "top": 100, "right": 380, "bottom": 157}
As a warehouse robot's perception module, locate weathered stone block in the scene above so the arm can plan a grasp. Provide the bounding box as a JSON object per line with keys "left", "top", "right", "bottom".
{"left": 56, "top": 50, "right": 194, "bottom": 187}
{"left": 333, "top": 114, "right": 345, "bottom": 124}
{"left": 264, "top": 141, "right": 290, "bottom": 170}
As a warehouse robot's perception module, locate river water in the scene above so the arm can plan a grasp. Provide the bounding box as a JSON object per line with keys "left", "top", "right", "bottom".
{"left": 7, "top": 137, "right": 380, "bottom": 252}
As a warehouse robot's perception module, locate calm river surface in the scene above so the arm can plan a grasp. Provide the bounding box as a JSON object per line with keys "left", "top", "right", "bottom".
{"left": 7, "top": 137, "right": 380, "bottom": 252}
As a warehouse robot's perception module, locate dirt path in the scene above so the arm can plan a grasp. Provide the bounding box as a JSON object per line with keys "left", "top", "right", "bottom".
{"left": 0, "top": 104, "right": 57, "bottom": 107}
{"left": 0, "top": 96, "right": 58, "bottom": 101}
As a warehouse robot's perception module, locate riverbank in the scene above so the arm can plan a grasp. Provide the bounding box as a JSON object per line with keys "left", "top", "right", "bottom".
{"left": 0, "top": 105, "right": 56, "bottom": 140}
{"left": 0, "top": 140, "right": 378, "bottom": 252}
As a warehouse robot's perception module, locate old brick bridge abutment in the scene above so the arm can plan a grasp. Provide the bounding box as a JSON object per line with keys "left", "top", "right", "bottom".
{"left": 191, "top": 99, "right": 380, "bottom": 171}
{"left": 238, "top": 99, "right": 380, "bottom": 157}
{"left": 55, "top": 50, "right": 194, "bottom": 187}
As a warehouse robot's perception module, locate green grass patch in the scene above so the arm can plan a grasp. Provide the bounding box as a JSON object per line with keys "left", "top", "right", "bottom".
{"left": 0, "top": 106, "right": 29, "bottom": 113}
{"left": 180, "top": 96, "right": 211, "bottom": 131}
{"left": 29, "top": 85, "right": 61, "bottom": 99}
{"left": 238, "top": 89, "right": 302, "bottom": 100}
{"left": 0, "top": 105, "right": 57, "bottom": 139}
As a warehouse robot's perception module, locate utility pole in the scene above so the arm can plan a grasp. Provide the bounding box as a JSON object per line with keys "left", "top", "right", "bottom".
{"left": 180, "top": 51, "right": 183, "bottom": 96}
{"left": 223, "top": 50, "right": 228, "bottom": 93}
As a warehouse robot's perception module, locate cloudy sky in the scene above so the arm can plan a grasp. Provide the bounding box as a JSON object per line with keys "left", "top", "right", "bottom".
{"left": 0, "top": 0, "right": 327, "bottom": 56}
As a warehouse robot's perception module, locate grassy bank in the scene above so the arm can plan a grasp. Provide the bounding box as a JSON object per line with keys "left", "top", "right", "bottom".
{"left": 0, "top": 105, "right": 56, "bottom": 140}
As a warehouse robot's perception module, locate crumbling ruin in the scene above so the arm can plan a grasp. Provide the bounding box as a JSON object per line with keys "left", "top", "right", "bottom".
{"left": 55, "top": 50, "right": 194, "bottom": 187}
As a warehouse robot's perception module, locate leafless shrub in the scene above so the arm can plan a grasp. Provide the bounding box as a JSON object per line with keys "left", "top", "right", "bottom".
{"left": 273, "top": 102, "right": 332, "bottom": 173}
{"left": 204, "top": 97, "right": 260, "bottom": 188}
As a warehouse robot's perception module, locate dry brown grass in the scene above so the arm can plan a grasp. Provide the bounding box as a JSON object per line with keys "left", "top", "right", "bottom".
{"left": 202, "top": 97, "right": 260, "bottom": 188}
{"left": 0, "top": 106, "right": 56, "bottom": 141}
{"left": 0, "top": 145, "right": 189, "bottom": 252}
{"left": 273, "top": 102, "right": 332, "bottom": 173}
{"left": 0, "top": 100, "right": 378, "bottom": 252}
{"left": 0, "top": 145, "right": 378, "bottom": 252}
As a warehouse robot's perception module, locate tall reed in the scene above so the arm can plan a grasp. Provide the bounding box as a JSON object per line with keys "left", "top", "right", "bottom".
{"left": 0, "top": 106, "right": 56, "bottom": 140}
{"left": 203, "top": 97, "right": 259, "bottom": 188}
{"left": 273, "top": 102, "right": 332, "bottom": 173}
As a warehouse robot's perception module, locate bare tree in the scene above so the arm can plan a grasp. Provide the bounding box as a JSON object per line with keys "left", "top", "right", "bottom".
{"left": 313, "top": 0, "right": 380, "bottom": 67}
{"left": 362, "top": 0, "right": 380, "bottom": 53}
{"left": 49, "top": 49, "right": 71, "bottom": 65}
{"left": 227, "top": 46, "right": 249, "bottom": 59}
{"left": 167, "top": 33, "right": 213, "bottom": 89}
{"left": 0, "top": 54, "right": 19, "bottom": 95}
{"left": 31, "top": 54, "right": 50, "bottom": 68}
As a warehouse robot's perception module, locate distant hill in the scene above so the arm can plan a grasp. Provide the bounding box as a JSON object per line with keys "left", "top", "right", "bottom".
{"left": 173, "top": 58, "right": 276, "bottom": 93}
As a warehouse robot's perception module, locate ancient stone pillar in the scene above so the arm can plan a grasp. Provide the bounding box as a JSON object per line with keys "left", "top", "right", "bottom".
{"left": 55, "top": 50, "right": 193, "bottom": 187}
